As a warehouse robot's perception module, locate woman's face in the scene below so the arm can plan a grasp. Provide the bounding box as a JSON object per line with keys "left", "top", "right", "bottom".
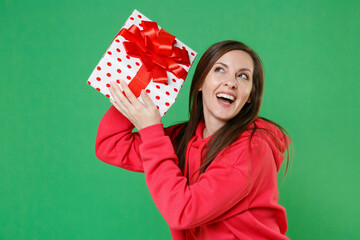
{"left": 199, "top": 50, "right": 254, "bottom": 127}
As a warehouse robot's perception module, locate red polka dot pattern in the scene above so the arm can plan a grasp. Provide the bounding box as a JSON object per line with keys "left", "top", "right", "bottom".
{"left": 87, "top": 10, "right": 197, "bottom": 118}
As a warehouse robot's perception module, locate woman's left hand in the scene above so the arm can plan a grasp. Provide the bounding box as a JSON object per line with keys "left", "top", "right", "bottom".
{"left": 108, "top": 80, "right": 161, "bottom": 130}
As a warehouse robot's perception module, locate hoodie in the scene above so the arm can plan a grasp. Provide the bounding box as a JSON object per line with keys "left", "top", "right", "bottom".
{"left": 95, "top": 106, "right": 291, "bottom": 240}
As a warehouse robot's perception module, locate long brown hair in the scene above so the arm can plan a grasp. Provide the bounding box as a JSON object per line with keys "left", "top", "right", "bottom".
{"left": 171, "top": 40, "right": 291, "bottom": 181}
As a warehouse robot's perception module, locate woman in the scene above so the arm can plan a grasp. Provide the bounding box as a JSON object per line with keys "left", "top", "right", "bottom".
{"left": 95, "top": 40, "right": 291, "bottom": 239}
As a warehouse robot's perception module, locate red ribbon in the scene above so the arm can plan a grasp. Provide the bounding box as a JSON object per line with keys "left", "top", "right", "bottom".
{"left": 117, "top": 20, "right": 191, "bottom": 97}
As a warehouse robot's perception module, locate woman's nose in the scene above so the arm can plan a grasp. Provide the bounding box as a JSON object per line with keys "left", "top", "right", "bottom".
{"left": 224, "top": 75, "right": 237, "bottom": 89}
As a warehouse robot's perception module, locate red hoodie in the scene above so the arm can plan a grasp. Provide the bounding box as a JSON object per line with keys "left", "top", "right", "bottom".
{"left": 95, "top": 106, "right": 291, "bottom": 240}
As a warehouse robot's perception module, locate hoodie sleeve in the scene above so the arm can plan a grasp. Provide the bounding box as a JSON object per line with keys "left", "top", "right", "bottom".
{"left": 138, "top": 123, "right": 275, "bottom": 230}
{"left": 95, "top": 106, "right": 144, "bottom": 172}
{"left": 94, "top": 106, "right": 181, "bottom": 172}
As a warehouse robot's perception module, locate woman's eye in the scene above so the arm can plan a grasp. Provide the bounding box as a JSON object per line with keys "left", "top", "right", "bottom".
{"left": 215, "top": 67, "right": 224, "bottom": 72}
{"left": 238, "top": 73, "right": 249, "bottom": 80}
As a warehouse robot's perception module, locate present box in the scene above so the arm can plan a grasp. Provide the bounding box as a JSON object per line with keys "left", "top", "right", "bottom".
{"left": 87, "top": 9, "right": 197, "bottom": 117}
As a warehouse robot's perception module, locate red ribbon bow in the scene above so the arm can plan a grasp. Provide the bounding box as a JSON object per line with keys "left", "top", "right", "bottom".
{"left": 117, "top": 20, "right": 191, "bottom": 97}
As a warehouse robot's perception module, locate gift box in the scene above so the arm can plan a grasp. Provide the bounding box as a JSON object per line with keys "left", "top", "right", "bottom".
{"left": 87, "top": 9, "right": 197, "bottom": 117}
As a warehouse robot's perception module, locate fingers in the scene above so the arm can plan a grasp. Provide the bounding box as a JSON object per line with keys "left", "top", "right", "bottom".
{"left": 140, "top": 89, "right": 156, "bottom": 109}
{"left": 109, "top": 81, "right": 131, "bottom": 115}
{"left": 120, "top": 80, "right": 138, "bottom": 105}
{"left": 109, "top": 81, "right": 129, "bottom": 103}
{"left": 109, "top": 98, "right": 127, "bottom": 115}
{"left": 110, "top": 81, "right": 135, "bottom": 109}
{"left": 108, "top": 81, "right": 162, "bottom": 129}
{"left": 109, "top": 96, "right": 129, "bottom": 119}
{"left": 109, "top": 80, "right": 158, "bottom": 119}
{"left": 111, "top": 80, "right": 144, "bottom": 111}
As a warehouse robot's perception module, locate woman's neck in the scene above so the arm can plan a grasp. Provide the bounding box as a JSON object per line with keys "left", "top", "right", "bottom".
{"left": 203, "top": 117, "right": 225, "bottom": 138}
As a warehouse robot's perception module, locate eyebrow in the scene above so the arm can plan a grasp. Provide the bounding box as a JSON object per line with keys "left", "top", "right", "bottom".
{"left": 216, "top": 62, "right": 252, "bottom": 73}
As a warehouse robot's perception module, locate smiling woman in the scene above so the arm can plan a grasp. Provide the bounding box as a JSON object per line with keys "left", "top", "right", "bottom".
{"left": 95, "top": 40, "right": 291, "bottom": 240}
{"left": 199, "top": 50, "right": 254, "bottom": 138}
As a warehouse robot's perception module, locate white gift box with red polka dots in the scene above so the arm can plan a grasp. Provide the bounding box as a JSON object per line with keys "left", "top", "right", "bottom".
{"left": 87, "top": 9, "right": 197, "bottom": 117}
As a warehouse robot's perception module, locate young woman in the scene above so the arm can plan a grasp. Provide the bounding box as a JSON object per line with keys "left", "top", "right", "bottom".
{"left": 95, "top": 40, "right": 291, "bottom": 240}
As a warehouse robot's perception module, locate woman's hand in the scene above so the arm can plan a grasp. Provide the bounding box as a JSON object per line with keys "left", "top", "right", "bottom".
{"left": 108, "top": 80, "right": 161, "bottom": 130}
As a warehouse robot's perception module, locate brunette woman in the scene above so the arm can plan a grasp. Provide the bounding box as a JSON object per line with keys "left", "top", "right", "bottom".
{"left": 95, "top": 40, "right": 291, "bottom": 240}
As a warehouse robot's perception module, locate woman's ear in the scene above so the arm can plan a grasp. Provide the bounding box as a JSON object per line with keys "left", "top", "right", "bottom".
{"left": 247, "top": 98, "right": 251, "bottom": 103}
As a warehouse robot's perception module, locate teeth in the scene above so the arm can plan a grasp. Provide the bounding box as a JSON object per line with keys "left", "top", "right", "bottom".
{"left": 216, "top": 93, "right": 235, "bottom": 101}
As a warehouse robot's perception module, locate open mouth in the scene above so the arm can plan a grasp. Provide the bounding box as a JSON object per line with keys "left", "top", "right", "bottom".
{"left": 216, "top": 93, "right": 236, "bottom": 105}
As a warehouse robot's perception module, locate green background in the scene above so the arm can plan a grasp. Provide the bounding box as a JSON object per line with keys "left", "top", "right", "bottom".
{"left": 1, "top": 0, "right": 359, "bottom": 239}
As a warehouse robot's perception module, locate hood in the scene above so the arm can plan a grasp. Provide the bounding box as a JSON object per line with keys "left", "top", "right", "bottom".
{"left": 247, "top": 118, "right": 290, "bottom": 171}
{"left": 193, "top": 118, "right": 290, "bottom": 172}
